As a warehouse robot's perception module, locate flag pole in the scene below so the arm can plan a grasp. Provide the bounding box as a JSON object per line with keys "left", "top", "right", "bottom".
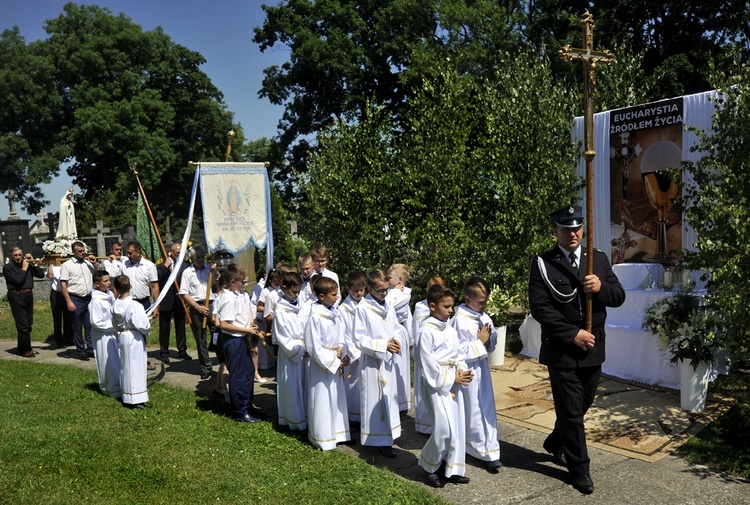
{"left": 129, "top": 162, "right": 193, "bottom": 325}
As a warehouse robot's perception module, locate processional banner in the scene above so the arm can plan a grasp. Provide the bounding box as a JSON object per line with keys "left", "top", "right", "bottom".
{"left": 198, "top": 162, "right": 274, "bottom": 273}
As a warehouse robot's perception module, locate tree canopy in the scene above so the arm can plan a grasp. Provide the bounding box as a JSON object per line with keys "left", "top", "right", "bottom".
{"left": 1, "top": 3, "right": 237, "bottom": 235}
{"left": 255, "top": 1, "right": 750, "bottom": 204}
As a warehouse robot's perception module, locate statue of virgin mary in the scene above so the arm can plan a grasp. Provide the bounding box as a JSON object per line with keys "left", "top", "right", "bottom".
{"left": 55, "top": 186, "right": 78, "bottom": 240}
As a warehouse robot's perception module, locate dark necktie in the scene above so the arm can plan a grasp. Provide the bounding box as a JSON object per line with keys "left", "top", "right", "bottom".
{"left": 569, "top": 252, "right": 578, "bottom": 273}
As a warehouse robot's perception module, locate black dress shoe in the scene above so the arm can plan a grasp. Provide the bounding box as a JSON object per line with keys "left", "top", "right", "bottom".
{"left": 425, "top": 472, "right": 444, "bottom": 488}
{"left": 178, "top": 352, "right": 193, "bottom": 361}
{"left": 126, "top": 403, "right": 148, "bottom": 410}
{"left": 569, "top": 473, "right": 594, "bottom": 494}
{"left": 200, "top": 369, "right": 212, "bottom": 380}
{"left": 21, "top": 351, "right": 35, "bottom": 358}
{"left": 448, "top": 475, "right": 470, "bottom": 484}
{"left": 543, "top": 438, "right": 568, "bottom": 467}
{"left": 160, "top": 355, "right": 170, "bottom": 364}
{"left": 486, "top": 459, "right": 503, "bottom": 471}
{"left": 78, "top": 353, "right": 90, "bottom": 361}
{"left": 236, "top": 414, "right": 261, "bottom": 423}
{"left": 377, "top": 446, "right": 397, "bottom": 458}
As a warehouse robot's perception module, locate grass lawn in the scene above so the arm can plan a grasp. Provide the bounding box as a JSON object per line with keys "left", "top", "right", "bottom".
{"left": 0, "top": 360, "right": 446, "bottom": 505}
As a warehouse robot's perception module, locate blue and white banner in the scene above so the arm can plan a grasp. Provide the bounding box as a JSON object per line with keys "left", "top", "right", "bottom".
{"left": 198, "top": 162, "right": 274, "bottom": 272}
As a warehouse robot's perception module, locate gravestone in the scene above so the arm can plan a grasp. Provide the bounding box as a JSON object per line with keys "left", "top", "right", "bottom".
{"left": 1, "top": 191, "right": 31, "bottom": 265}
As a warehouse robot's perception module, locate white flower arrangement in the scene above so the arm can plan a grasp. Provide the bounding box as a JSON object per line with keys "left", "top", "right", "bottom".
{"left": 42, "top": 238, "right": 77, "bottom": 257}
{"left": 484, "top": 284, "right": 518, "bottom": 327}
{"left": 643, "top": 291, "right": 725, "bottom": 370}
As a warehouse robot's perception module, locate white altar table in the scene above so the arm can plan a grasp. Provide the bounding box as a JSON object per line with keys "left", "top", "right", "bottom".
{"left": 520, "top": 288, "right": 719, "bottom": 390}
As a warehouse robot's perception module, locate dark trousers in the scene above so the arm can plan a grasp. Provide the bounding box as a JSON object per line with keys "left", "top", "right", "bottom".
{"left": 546, "top": 365, "right": 601, "bottom": 477}
{"left": 224, "top": 335, "right": 255, "bottom": 418}
{"left": 8, "top": 291, "right": 34, "bottom": 355}
{"left": 50, "top": 290, "right": 73, "bottom": 346}
{"left": 70, "top": 294, "right": 92, "bottom": 355}
{"left": 188, "top": 306, "right": 213, "bottom": 374}
{"left": 158, "top": 307, "right": 187, "bottom": 356}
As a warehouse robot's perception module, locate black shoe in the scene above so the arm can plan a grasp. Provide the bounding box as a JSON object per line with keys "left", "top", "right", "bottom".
{"left": 448, "top": 475, "right": 470, "bottom": 484}
{"left": 377, "top": 446, "right": 397, "bottom": 458}
{"left": 425, "top": 472, "right": 444, "bottom": 488}
{"left": 200, "top": 369, "right": 212, "bottom": 380}
{"left": 236, "top": 414, "right": 261, "bottom": 424}
{"left": 486, "top": 459, "right": 503, "bottom": 471}
{"left": 178, "top": 352, "right": 193, "bottom": 361}
{"left": 78, "top": 353, "right": 90, "bottom": 361}
{"left": 543, "top": 438, "right": 568, "bottom": 467}
{"left": 569, "top": 474, "right": 594, "bottom": 494}
{"left": 126, "top": 403, "right": 148, "bottom": 410}
{"left": 86, "top": 350, "right": 95, "bottom": 357}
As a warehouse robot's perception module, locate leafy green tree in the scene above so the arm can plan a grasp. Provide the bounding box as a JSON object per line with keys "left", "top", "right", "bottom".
{"left": 305, "top": 52, "right": 578, "bottom": 300}
{"left": 680, "top": 62, "right": 750, "bottom": 364}
{"left": 40, "top": 3, "right": 235, "bottom": 234}
{"left": 253, "top": 0, "right": 438, "bottom": 200}
{"left": 0, "top": 28, "right": 68, "bottom": 214}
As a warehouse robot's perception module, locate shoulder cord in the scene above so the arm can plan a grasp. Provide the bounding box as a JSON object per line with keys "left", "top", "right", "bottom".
{"left": 537, "top": 256, "right": 577, "bottom": 304}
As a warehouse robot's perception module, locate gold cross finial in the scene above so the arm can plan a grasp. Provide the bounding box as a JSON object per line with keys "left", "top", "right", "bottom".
{"left": 559, "top": 10, "right": 615, "bottom": 87}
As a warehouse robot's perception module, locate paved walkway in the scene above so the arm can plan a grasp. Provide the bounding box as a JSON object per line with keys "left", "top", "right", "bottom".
{"left": 2, "top": 339, "right": 749, "bottom": 504}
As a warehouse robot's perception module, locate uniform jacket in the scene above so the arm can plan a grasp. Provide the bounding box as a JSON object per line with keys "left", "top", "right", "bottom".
{"left": 529, "top": 245, "right": 625, "bottom": 368}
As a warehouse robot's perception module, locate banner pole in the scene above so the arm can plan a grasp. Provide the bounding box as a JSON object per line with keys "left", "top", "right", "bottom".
{"left": 129, "top": 162, "right": 193, "bottom": 325}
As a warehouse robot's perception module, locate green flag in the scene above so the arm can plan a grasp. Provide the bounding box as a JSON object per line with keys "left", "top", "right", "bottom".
{"left": 136, "top": 190, "right": 161, "bottom": 262}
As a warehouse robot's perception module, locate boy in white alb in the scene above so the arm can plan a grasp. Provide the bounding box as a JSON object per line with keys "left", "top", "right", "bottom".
{"left": 311, "top": 244, "right": 341, "bottom": 305}
{"left": 304, "top": 277, "right": 351, "bottom": 450}
{"left": 255, "top": 269, "right": 281, "bottom": 379}
{"left": 386, "top": 263, "right": 413, "bottom": 412}
{"left": 412, "top": 276, "right": 446, "bottom": 435}
{"left": 450, "top": 277, "right": 502, "bottom": 471}
{"left": 339, "top": 271, "right": 366, "bottom": 423}
{"left": 417, "top": 284, "right": 473, "bottom": 487}
{"left": 353, "top": 269, "right": 402, "bottom": 458}
{"left": 274, "top": 271, "right": 310, "bottom": 431}
{"left": 112, "top": 275, "right": 151, "bottom": 409}
{"left": 89, "top": 270, "right": 120, "bottom": 398}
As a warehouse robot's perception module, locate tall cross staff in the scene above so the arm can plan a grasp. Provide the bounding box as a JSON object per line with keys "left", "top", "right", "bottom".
{"left": 559, "top": 10, "right": 615, "bottom": 331}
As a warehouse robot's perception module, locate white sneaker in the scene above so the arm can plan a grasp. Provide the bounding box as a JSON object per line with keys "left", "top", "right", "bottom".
{"left": 255, "top": 377, "right": 267, "bottom": 383}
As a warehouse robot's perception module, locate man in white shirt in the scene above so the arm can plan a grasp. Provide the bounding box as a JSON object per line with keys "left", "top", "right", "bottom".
{"left": 60, "top": 241, "right": 96, "bottom": 360}
{"left": 179, "top": 245, "right": 217, "bottom": 379}
{"left": 102, "top": 241, "right": 126, "bottom": 278}
{"left": 123, "top": 241, "right": 160, "bottom": 318}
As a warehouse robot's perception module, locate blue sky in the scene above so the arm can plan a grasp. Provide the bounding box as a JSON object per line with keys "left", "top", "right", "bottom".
{"left": 1, "top": 0, "right": 288, "bottom": 221}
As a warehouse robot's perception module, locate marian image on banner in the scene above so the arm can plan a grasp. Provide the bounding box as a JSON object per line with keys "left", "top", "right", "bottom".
{"left": 199, "top": 163, "right": 272, "bottom": 255}
{"left": 609, "top": 98, "right": 683, "bottom": 265}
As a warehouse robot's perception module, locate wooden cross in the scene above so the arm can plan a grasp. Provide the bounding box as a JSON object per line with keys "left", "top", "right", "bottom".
{"left": 90, "top": 219, "right": 111, "bottom": 257}
{"left": 559, "top": 10, "right": 615, "bottom": 332}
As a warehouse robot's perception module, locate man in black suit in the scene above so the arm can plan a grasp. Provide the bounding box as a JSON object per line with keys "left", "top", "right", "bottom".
{"left": 528, "top": 205, "right": 625, "bottom": 495}
{"left": 3, "top": 247, "right": 46, "bottom": 357}
{"left": 157, "top": 243, "right": 191, "bottom": 364}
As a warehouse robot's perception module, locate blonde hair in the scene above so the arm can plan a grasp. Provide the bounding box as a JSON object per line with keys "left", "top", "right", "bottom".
{"left": 388, "top": 263, "right": 410, "bottom": 283}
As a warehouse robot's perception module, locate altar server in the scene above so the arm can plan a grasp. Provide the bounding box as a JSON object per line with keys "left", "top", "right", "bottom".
{"left": 89, "top": 270, "right": 120, "bottom": 398}
{"left": 339, "top": 271, "right": 366, "bottom": 423}
{"left": 112, "top": 275, "right": 151, "bottom": 409}
{"left": 386, "top": 263, "right": 413, "bottom": 413}
{"left": 451, "top": 277, "right": 502, "bottom": 471}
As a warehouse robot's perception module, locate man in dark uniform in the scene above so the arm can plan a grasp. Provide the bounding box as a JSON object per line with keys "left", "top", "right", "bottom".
{"left": 3, "top": 247, "right": 46, "bottom": 357}
{"left": 528, "top": 205, "right": 625, "bottom": 495}
{"left": 156, "top": 242, "right": 191, "bottom": 364}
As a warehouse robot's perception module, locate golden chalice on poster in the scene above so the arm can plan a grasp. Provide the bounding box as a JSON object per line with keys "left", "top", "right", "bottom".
{"left": 640, "top": 141, "right": 681, "bottom": 264}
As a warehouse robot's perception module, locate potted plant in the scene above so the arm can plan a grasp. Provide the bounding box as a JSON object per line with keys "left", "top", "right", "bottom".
{"left": 643, "top": 290, "right": 726, "bottom": 412}
{"left": 484, "top": 285, "right": 518, "bottom": 366}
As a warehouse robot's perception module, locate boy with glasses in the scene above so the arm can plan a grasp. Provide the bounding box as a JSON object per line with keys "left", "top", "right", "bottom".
{"left": 353, "top": 269, "right": 403, "bottom": 458}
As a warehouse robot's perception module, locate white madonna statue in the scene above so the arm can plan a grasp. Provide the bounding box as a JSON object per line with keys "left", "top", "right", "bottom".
{"left": 55, "top": 186, "right": 78, "bottom": 240}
